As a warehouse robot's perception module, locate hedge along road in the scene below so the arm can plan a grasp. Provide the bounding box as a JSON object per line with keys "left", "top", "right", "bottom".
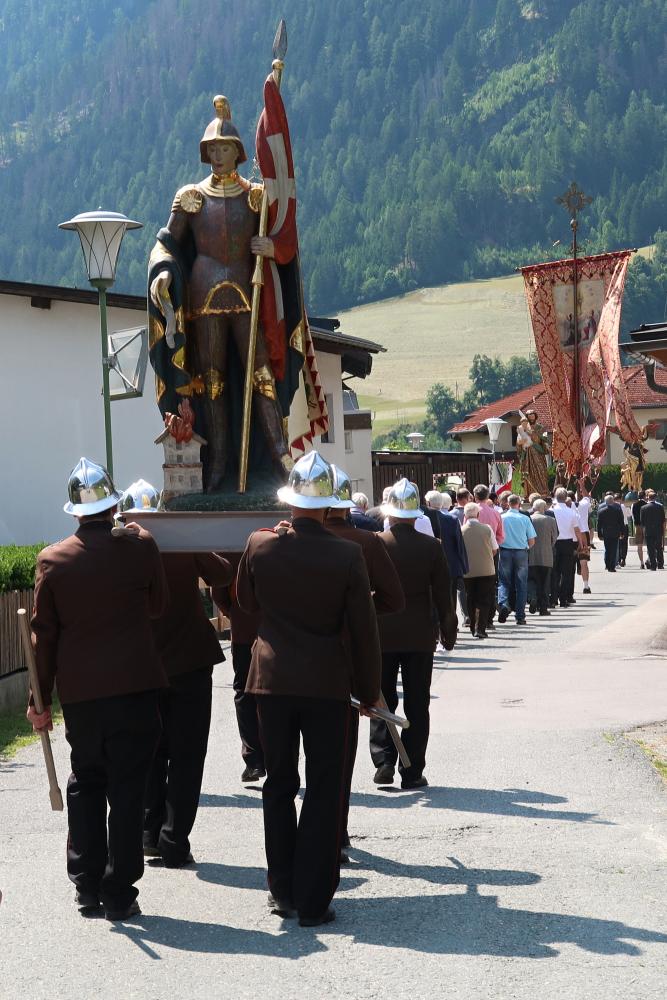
{"left": 1, "top": 548, "right": 666, "bottom": 1000}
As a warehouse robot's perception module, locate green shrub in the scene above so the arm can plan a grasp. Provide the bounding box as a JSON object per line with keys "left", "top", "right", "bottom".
{"left": 0, "top": 544, "right": 44, "bottom": 594}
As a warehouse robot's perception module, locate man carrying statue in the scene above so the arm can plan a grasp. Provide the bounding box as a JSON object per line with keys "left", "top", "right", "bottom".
{"left": 148, "top": 55, "right": 327, "bottom": 492}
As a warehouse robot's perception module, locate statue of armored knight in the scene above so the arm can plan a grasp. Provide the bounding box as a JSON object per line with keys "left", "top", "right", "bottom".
{"left": 148, "top": 97, "right": 294, "bottom": 493}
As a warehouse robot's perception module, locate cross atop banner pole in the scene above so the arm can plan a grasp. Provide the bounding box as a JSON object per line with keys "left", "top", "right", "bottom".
{"left": 555, "top": 182, "right": 592, "bottom": 443}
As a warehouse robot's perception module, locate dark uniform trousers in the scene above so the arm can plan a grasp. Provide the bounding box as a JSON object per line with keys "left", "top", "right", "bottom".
{"left": 64, "top": 690, "right": 161, "bottom": 909}
{"left": 645, "top": 531, "right": 664, "bottom": 570}
{"left": 602, "top": 535, "right": 621, "bottom": 571}
{"left": 370, "top": 651, "right": 433, "bottom": 780}
{"left": 551, "top": 539, "right": 576, "bottom": 603}
{"left": 528, "top": 565, "right": 551, "bottom": 612}
{"left": 256, "top": 695, "right": 351, "bottom": 919}
{"left": 231, "top": 643, "right": 265, "bottom": 770}
{"left": 464, "top": 575, "right": 496, "bottom": 634}
{"left": 144, "top": 665, "right": 213, "bottom": 864}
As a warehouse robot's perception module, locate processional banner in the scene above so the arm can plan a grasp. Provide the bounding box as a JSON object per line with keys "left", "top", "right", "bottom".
{"left": 521, "top": 250, "right": 640, "bottom": 475}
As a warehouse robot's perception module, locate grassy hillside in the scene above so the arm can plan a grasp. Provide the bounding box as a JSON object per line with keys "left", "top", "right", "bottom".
{"left": 345, "top": 246, "right": 655, "bottom": 435}
{"left": 340, "top": 273, "right": 534, "bottom": 432}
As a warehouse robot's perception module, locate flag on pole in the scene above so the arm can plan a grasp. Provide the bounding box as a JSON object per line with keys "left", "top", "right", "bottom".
{"left": 256, "top": 74, "right": 328, "bottom": 455}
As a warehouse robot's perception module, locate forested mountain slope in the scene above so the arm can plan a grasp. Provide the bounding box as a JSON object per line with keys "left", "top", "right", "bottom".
{"left": 0, "top": 0, "right": 665, "bottom": 313}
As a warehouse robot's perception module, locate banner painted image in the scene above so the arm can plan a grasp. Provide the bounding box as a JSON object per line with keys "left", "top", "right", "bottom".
{"left": 553, "top": 278, "right": 605, "bottom": 351}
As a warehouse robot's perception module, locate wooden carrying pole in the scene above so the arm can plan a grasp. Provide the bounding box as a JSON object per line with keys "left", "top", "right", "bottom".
{"left": 17, "top": 609, "right": 63, "bottom": 811}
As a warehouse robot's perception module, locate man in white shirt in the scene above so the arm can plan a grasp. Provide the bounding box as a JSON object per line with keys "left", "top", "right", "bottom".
{"left": 615, "top": 492, "right": 630, "bottom": 566}
{"left": 551, "top": 487, "right": 584, "bottom": 608}
{"left": 576, "top": 480, "right": 592, "bottom": 594}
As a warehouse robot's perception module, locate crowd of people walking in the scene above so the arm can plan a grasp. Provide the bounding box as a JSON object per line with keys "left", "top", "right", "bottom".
{"left": 411, "top": 480, "right": 663, "bottom": 637}
{"left": 24, "top": 454, "right": 665, "bottom": 928}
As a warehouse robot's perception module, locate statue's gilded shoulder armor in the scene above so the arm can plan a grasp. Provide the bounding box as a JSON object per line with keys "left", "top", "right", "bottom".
{"left": 247, "top": 182, "right": 264, "bottom": 213}
{"left": 172, "top": 184, "right": 204, "bottom": 214}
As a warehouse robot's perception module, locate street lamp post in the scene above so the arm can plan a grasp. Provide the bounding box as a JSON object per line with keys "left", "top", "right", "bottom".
{"left": 58, "top": 209, "right": 142, "bottom": 477}
{"left": 484, "top": 417, "right": 506, "bottom": 486}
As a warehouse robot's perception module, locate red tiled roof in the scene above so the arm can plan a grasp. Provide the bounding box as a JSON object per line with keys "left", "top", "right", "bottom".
{"left": 449, "top": 382, "right": 550, "bottom": 434}
{"left": 449, "top": 365, "right": 667, "bottom": 435}
{"left": 622, "top": 364, "right": 667, "bottom": 406}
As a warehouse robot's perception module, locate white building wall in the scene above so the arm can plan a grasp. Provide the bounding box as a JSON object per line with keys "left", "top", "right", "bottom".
{"left": 0, "top": 293, "right": 163, "bottom": 544}
{"left": 312, "top": 350, "right": 346, "bottom": 470}
{"left": 343, "top": 423, "right": 373, "bottom": 499}
{"left": 0, "top": 292, "right": 362, "bottom": 544}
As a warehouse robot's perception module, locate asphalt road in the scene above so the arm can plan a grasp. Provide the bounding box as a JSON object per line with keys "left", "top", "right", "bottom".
{"left": 1, "top": 548, "right": 666, "bottom": 999}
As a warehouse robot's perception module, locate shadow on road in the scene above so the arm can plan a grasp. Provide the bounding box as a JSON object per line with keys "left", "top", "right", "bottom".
{"left": 435, "top": 655, "right": 504, "bottom": 666}
{"left": 110, "top": 915, "right": 328, "bottom": 959}
{"left": 194, "top": 861, "right": 366, "bottom": 896}
{"left": 111, "top": 868, "right": 666, "bottom": 961}
{"left": 199, "top": 792, "right": 263, "bottom": 809}
{"left": 351, "top": 850, "right": 541, "bottom": 888}
{"left": 325, "top": 884, "right": 667, "bottom": 958}
{"left": 350, "top": 785, "right": 611, "bottom": 824}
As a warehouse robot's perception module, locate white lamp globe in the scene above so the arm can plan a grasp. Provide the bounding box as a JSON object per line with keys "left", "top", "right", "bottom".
{"left": 484, "top": 417, "right": 506, "bottom": 445}
{"left": 59, "top": 209, "right": 142, "bottom": 284}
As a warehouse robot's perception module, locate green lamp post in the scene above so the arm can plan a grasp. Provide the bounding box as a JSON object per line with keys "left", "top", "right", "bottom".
{"left": 59, "top": 209, "right": 142, "bottom": 478}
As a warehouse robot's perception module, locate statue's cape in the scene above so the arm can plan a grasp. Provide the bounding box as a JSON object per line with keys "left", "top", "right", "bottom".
{"left": 148, "top": 226, "right": 195, "bottom": 419}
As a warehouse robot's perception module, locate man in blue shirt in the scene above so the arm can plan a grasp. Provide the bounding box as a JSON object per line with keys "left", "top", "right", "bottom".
{"left": 498, "top": 494, "right": 536, "bottom": 626}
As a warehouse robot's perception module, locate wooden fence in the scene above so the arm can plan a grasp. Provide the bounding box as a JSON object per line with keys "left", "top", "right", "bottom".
{"left": 0, "top": 590, "right": 34, "bottom": 678}
{"left": 372, "top": 451, "right": 494, "bottom": 504}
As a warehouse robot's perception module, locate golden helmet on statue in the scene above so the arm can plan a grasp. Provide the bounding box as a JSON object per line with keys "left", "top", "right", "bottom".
{"left": 199, "top": 95, "right": 248, "bottom": 165}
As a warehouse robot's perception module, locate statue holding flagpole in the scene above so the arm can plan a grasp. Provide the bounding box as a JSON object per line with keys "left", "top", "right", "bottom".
{"left": 147, "top": 21, "right": 327, "bottom": 494}
{"left": 516, "top": 408, "right": 550, "bottom": 496}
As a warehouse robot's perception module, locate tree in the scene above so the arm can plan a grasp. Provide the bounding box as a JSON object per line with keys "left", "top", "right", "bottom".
{"left": 465, "top": 353, "right": 541, "bottom": 408}
{"left": 424, "top": 383, "right": 464, "bottom": 440}
{"left": 467, "top": 355, "right": 506, "bottom": 405}
{"left": 502, "top": 355, "right": 542, "bottom": 394}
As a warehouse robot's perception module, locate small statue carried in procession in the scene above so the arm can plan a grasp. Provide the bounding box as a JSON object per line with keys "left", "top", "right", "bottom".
{"left": 516, "top": 408, "right": 550, "bottom": 497}
{"left": 620, "top": 428, "right": 649, "bottom": 495}
{"left": 148, "top": 23, "right": 327, "bottom": 494}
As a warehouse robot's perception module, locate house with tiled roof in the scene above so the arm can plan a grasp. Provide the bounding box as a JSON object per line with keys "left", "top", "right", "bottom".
{"left": 448, "top": 365, "right": 667, "bottom": 463}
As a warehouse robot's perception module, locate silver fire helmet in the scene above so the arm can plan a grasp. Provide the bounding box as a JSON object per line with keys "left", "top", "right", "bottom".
{"left": 63, "top": 457, "right": 123, "bottom": 516}
{"left": 120, "top": 479, "right": 160, "bottom": 512}
{"left": 277, "top": 451, "right": 340, "bottom": 509}
{"left": 331, "top": 464, "right": 354, "bottom": 509}
{"left": 381, "top": 478, "right": 421, "bottom": 519}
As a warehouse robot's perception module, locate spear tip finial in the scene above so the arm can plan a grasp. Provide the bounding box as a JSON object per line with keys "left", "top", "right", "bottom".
{"left": 273, "top": 19, "right": 288, "bottom": 61}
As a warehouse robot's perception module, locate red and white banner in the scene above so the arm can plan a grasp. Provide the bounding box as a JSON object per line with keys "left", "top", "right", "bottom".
{"left": 521, "top": 250, "right": 636, "bottom": 476}
{"left": 256, "top": 74, "right": 328, "bottom": 455}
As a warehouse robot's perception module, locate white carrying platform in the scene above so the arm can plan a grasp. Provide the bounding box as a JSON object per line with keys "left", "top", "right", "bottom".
{"left": 123, "top": 510, "right": 281, "bottom": 552}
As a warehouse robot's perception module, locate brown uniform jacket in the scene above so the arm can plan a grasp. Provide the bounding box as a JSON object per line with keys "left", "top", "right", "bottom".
{"left": 152, "top": 553, "right": 233, "bottom": 677}
{"left": 212, "top": 552, "right": 261, "bottom": 646}
{"left": 324, "top": 516, "right": 405, "bottom": 616}
{"left": 377, "top": 523, "right": 458, "bottom": 652}
{"left": 31, "top": 520, "right": 168, "bottom": 706}
{"left": 237, "top": 518, "right": 382, "bottom": 704}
